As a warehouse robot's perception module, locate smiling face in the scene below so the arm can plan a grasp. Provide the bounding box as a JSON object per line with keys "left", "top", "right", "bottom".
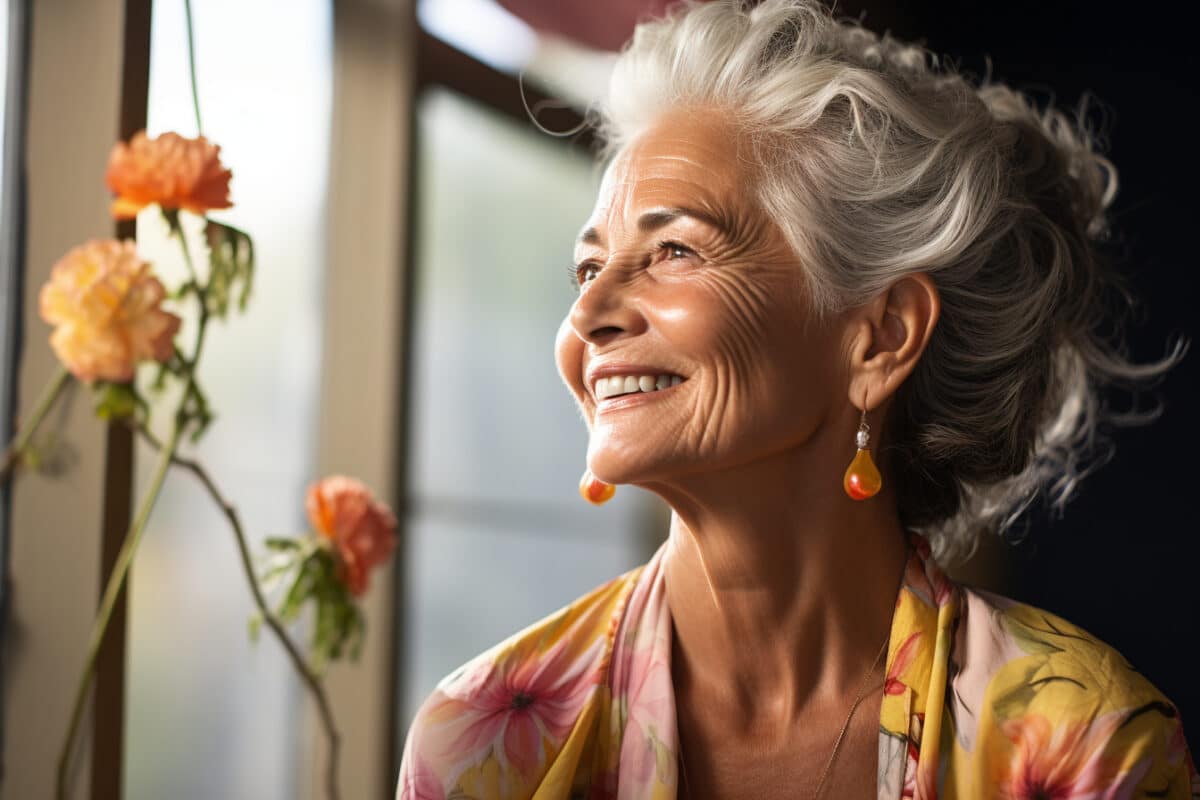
{"left": 554, "top": 105, "right": 846, "bottom": 488}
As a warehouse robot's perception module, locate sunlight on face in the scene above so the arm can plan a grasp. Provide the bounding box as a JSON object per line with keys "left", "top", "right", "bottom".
{"left": 554, "top": 106, "right": 842, "bottom": 486}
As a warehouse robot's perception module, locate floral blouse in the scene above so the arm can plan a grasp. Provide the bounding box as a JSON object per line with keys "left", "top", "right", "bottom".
{"left": 397, "top": 535, "right": 1198, "bottom": 799}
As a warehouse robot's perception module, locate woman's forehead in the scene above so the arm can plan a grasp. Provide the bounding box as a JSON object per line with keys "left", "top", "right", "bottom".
{"left": 585, "top": 108, "right": 749, "bottom": 238}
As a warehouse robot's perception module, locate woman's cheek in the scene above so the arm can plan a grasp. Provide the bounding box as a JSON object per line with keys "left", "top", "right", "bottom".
{"left": 673, "top": 274, "right": 775, "bottom": 368}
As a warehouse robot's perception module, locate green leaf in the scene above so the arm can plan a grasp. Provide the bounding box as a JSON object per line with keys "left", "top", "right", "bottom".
{"left": 21, "top": 432, "right": 77, "bottom": 477}
{"left": 161, "top": 206, "right": 182, "bottom": 235}
{"left": 93, "top": 382, "right": 139, "bottom": 421}
{"left": 178, "top": 380, "right": 216, "bottom": 444}
{"left": 248, "top": 613, "right": 263, "bottom": 643}
{"left": 264, "top": 537, "right": 302, "bottom": 552}
{"left": 203, "top": 220, "right": 256, "bottom": 319}
{"left": 314, "top": 594, "right": 336, "bottom": 663}
{"left": 1002, "top": 612, "right": 1073, "bottom": 656}
{"left": 167, "top": 279, "right": 200, "bottom": 303}
{"left": 252, "top": 543, "right": 373, "bottom": 672}
{"left": 277, "top": 559, "right": 316, "bottom": 622}
{"left": 148, "top": 349, "right": 190, "bottom": 397}
{"left": 235, "top": 227, "right": 255, "bottom": 312}
{"left": 257, "top": 558, "right": 299, "bottom": 593}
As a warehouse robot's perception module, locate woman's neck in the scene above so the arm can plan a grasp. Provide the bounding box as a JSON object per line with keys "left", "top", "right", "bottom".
{"left": 646, "top": 444, "right": 910, "bottom": 734}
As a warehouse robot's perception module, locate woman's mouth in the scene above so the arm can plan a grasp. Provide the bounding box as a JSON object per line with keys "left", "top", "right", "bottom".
{"left": 594, "top": 373, "right": 686, "bottom": 411}
{"left": 594, "top": 373, "right": 684, "bottom": 400}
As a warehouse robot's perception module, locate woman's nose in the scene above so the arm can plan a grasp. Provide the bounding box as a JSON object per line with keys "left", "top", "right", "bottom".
{"left": 568, "top": 266, "right": 646, "bottom": 346}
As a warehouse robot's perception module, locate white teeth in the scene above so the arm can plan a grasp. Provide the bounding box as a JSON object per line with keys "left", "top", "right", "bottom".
{"left": 594, "top": 373, "right": 685, "bottom": 400}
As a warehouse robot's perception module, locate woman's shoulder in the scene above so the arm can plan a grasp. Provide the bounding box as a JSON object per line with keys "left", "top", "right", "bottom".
{"left": 437, "top": 560, "right": 645, "bottom": 686}
{"left": 418, "top": 559, "right": 646, "bottom": 705}
{"left": 946, "top": 583, "right": 1199, "bottom": 796}
{"left": 396, "top": 562, "right": 649, "bottom": 799}
{"left": 954, "top": 585, "right": 1179, "bottom": 715}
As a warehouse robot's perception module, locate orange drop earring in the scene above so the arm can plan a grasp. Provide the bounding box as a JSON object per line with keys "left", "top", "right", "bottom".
{"left": 843, "top": 390, "right": 882, "bottom": 500}
{"left": 579, "top": 468, "right": 615, "bottom": 505}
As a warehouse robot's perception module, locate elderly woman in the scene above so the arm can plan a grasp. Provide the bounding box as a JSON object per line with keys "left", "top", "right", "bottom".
{"left": 397, "top": 1, "right": 1196, "bottom": 797}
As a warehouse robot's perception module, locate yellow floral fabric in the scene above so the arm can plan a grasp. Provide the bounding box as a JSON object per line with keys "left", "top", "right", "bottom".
{"left": 397, "top": 535, "right": 1198, "bottom": 799}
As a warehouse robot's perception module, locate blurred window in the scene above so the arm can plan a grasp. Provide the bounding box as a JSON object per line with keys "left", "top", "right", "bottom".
{"left": 399, "top": 86, "right": 666, "bottom": 729}
{"left": 125, "top": 2, "right": 333, "bottom": 797}
{"left": 417, "top": 0, "right": 617, "bottom": 109}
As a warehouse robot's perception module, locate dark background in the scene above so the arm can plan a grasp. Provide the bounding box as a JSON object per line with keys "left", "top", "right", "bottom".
{"left": 867, "top": 0, "right": 1199, "bottom": 732}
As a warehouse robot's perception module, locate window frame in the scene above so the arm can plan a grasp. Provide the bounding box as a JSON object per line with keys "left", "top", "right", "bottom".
{"left": 1, "top": 0, "right": 149, "bottom": 797}
{"left": 384, "top": 23, "right": 598, "bottom": 785}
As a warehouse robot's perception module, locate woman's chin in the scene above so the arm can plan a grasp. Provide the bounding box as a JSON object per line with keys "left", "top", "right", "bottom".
{"left": 585, "top": 447, "right": 657, "bottom": 486}
{"left": 585, "top": 461, "right": 633, "bottom": 486}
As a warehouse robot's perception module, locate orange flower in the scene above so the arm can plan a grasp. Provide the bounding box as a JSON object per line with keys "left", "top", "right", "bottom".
{"left": 39, "top": 239, "right": 181, "bottom": 383}
{"left": 305, "top": 476, "right": 398, "bottom": 596}
{"left": 105, "top": 130, "right": 233, "bottom": 220}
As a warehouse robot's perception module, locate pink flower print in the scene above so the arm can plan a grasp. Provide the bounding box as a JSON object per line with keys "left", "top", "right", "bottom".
{"left": 397, "top": 750, "right": 445, "bottom": 800}
{"left": 901, "top": 739, "right": 918, "bottom": 799}
{"left": 907, "top": 534, "right": 953, "bottom": 607}
{"left": 912, "top": 533, "right": 933, "bottom": 561}
{"left": 885, "top": 632, "right": 922, "bottom": 696}
{"left": 927, "top": 561, "right": 954, "bottom": 607}
{"left": 991, "top": 712, "right": 1145, "bottom": 800}
{"left": 617, "top": 641, "right": 674, "bottom": 787}
{"left": 434, "top": 634, "right": 606, "bottom": 779}
{"left": 916, "top": 747, "right": 940, "bottom": 800}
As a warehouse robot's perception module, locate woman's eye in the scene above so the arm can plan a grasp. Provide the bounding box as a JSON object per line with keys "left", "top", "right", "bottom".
{"left": 568, "top": 243, "right": 693, "bottom": 291}
{"left": 567, "top": 262, "right": 600, "bottom": 290}
{"left": 659, "top": 241, "right": 694, "bottom": 260}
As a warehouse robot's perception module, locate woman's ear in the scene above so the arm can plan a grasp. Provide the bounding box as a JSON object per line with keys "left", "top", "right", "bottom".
{"left": 847, "top": 272, "right": 940, "bottom": 411}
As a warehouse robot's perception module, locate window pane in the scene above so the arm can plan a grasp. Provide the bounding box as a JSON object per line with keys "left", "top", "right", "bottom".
{"left": 125, "top": 2, "right": 332, "bottom": 798}
{"left": 401, "top": 88, "right": 663, "bottom": 728}
{"left": 404, "top": 513, "right": 647, "bottom": 717}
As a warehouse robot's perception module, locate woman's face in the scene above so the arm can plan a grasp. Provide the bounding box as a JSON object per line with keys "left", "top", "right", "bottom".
{"left": 555, "top": 105, "right": 846, "bottom": 487}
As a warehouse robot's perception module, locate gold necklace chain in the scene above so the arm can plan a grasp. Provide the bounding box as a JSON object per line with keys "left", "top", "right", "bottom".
{"left": 808, "top": 631, "right": 890, "bottom": 800}
{"left": 676, "top": 545, "right": 910, "bottom": 800}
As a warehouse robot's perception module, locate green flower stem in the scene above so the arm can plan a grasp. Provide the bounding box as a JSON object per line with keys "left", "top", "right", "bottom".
{"left": 183, "top": 0, "right": 203, "bottom": 136}
{"left": 164, "top": 208, "right": 200, "bottom": 287}
{"left": 129, "top": 421, "right": 342, "bottom": 799}
{"left": 0, "top": 365, "right": 72, "bottom": 481}
{"left": 174, "top": 215, "right": 199, "bottom": 278}
{"left": 56, "top": 231, "right": 214, "bottom": 797}
{"left": 167, "top": 213, "right": 213, "bottom": 436}
{"left": 54, "top": 417, "right": 182, "bottom": 800}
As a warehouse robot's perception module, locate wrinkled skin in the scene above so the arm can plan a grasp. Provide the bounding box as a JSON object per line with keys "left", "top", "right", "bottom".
{"left": 555, "top": 105, "right": 939, "bottom": 798}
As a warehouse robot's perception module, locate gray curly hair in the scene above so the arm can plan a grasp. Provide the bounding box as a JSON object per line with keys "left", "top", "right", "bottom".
{"left": 591, "top": 0, "right": 1189, "bottom": 563}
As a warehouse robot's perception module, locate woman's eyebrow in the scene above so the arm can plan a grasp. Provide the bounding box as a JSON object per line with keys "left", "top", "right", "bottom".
{"left": 576, "top": 206, "right": 733, "bottom": 248}
{"left": 638, "top": 207, "right": 732, "bottom": 237}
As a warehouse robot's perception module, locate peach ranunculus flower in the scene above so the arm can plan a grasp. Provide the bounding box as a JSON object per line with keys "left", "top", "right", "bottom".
{"left": 305, "top": 476, "right": 398, "bottom": 596}
{"left": 38, "top": 239, "right": 181, "bottom": 383}
{"left": 105, "top": 130, "right": 233, "bottom": 220}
